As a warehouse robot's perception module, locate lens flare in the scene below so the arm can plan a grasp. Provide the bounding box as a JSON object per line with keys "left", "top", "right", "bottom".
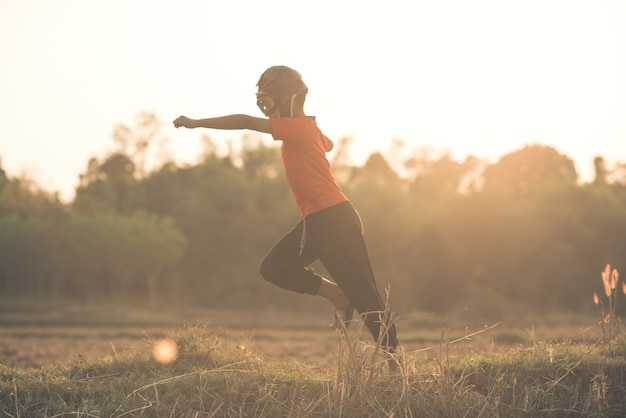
{"left": 153, "top": 338, "right": 178, "bottom": 364}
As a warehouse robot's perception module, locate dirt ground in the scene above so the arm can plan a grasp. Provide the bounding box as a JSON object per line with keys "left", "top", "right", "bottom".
{"left": 0, "top": 303, "right": 369, "bottom": 368}
{"left": 0, "top": 301, "right": 602, "bottom": 369}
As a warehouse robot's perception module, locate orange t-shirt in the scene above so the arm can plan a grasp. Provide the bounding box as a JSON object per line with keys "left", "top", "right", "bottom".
{"left": 270, "top": 116, "right": 348, "bottom": 218}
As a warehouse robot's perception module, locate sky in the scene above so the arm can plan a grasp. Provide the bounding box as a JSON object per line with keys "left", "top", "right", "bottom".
{"left": 1, "top": 0, "right": 625, "bottom": 201}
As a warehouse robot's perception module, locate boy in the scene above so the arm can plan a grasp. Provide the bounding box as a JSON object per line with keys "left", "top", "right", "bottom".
{"left": 173, "top": 65, "right": 398, "bottom": 352}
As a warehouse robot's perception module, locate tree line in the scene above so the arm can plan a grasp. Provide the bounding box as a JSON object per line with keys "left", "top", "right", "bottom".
{"left": 1, "top": 112, "right": 625, "bottom": 318}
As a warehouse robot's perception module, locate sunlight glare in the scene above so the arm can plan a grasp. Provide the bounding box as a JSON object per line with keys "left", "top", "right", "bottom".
{"left": 153, "top": 338, "right": 179, "bottom": 364}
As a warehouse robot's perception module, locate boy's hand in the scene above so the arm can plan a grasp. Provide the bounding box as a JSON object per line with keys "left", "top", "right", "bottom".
{"left": 173, "top": 116, "right": 194, "bottom": 129}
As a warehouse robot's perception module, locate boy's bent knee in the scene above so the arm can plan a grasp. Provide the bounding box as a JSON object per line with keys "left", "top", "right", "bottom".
{"left": 259, "top": 258, "right": 275, "bottom": 282}
{"left": 259, "top": 256, "right": 287, "bottom": 286}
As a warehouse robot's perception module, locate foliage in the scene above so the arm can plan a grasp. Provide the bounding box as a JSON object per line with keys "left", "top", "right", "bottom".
{"left": 0, "top": 174, "right": 65, "bottom": 220}
{"left": 74, "top": 153, "right": 139, "bottom": 214}
{"left": 482, "top": 144, "right": 578, "bottom": 197}
{"left": 0, "top": 211, "right": 186, "bottom": 304}
{"left": 594, "top": 264, "right": 626, "bottom": 341}
{"left": 2, "top": 113, "right": 626, "bottom": 318}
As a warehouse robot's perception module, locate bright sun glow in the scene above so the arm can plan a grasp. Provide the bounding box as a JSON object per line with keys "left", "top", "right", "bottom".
{"left": 152, "top": 338, "right": 179, "bottom": 364}
{"left": 0, "top": 0, "right": 625, "bottom": 200}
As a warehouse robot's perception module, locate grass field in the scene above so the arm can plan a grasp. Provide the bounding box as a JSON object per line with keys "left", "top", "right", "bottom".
{"left": 2, "top": 300, "right": 626, "bottom": 416}
{"left": 0, "top": 300, "right": 602, "bottom": 369}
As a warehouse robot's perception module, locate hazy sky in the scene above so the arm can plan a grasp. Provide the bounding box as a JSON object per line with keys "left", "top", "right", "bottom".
{"left": 1, "top": 0, "right": 625, "bottom": 201}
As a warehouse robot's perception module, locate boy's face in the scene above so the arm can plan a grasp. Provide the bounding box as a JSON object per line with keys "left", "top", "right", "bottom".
{"left": 256, "top": 94, "right": 277, "bottom": 117}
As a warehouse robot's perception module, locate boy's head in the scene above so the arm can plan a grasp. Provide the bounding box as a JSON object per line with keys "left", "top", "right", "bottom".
{"left": 256, "top": 66, "right": 308, "bottom": 118}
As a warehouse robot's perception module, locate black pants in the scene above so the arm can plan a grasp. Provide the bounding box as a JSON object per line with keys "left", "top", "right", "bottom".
{"left": 259, "top": 201, "right": 398, "bottom": 350}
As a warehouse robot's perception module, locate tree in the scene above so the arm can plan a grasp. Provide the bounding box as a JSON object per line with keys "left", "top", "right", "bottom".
{"left": 483, "top": 145, "right": 577, "bottom": 197}
{"left": 407, "top": 152, "right": 481, "bottom": 198}
{"left": 74, "top": 153, "right": 138, "bottom": 213}
{"left": 593, "top": 156, "right": 608, "bottom": 185}
{"left": 104, "top": 211, "right": 187, "bottom": 306}
{"left": 0, "top": 162, "right": 6, "bottom": 192}
{"left": 0, "top": 215, "right": 41, "bottom": 296}
{"left": 58, "top": 211, "right": 186, "bottom": 303}
{"left": 112, "top": 111, "right": 165, "bottom": 178}
{"left": 0, "top": 172, "right": 65, "bottom": 220}
{"left": 74, "top": 111, "right": 169, "bottom": 214}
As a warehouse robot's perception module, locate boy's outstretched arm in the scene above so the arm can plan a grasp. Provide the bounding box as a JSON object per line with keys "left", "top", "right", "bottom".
{"left": 173, "top": 114, "right": 271, "bottom": 134}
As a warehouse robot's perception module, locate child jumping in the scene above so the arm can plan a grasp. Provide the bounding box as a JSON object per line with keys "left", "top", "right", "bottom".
{"left": 173, "top": 65, "right": 398, "bottom": 352}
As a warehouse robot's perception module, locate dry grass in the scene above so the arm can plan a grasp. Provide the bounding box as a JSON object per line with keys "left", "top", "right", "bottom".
{"left": 2, "top": 317, "right": 626, "bottom": 417}
{"left": 3, "top": 300, "right": 626, "bottom": 417}
{"left": 0, "top": 299, "right": 607, "bottom": 369}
